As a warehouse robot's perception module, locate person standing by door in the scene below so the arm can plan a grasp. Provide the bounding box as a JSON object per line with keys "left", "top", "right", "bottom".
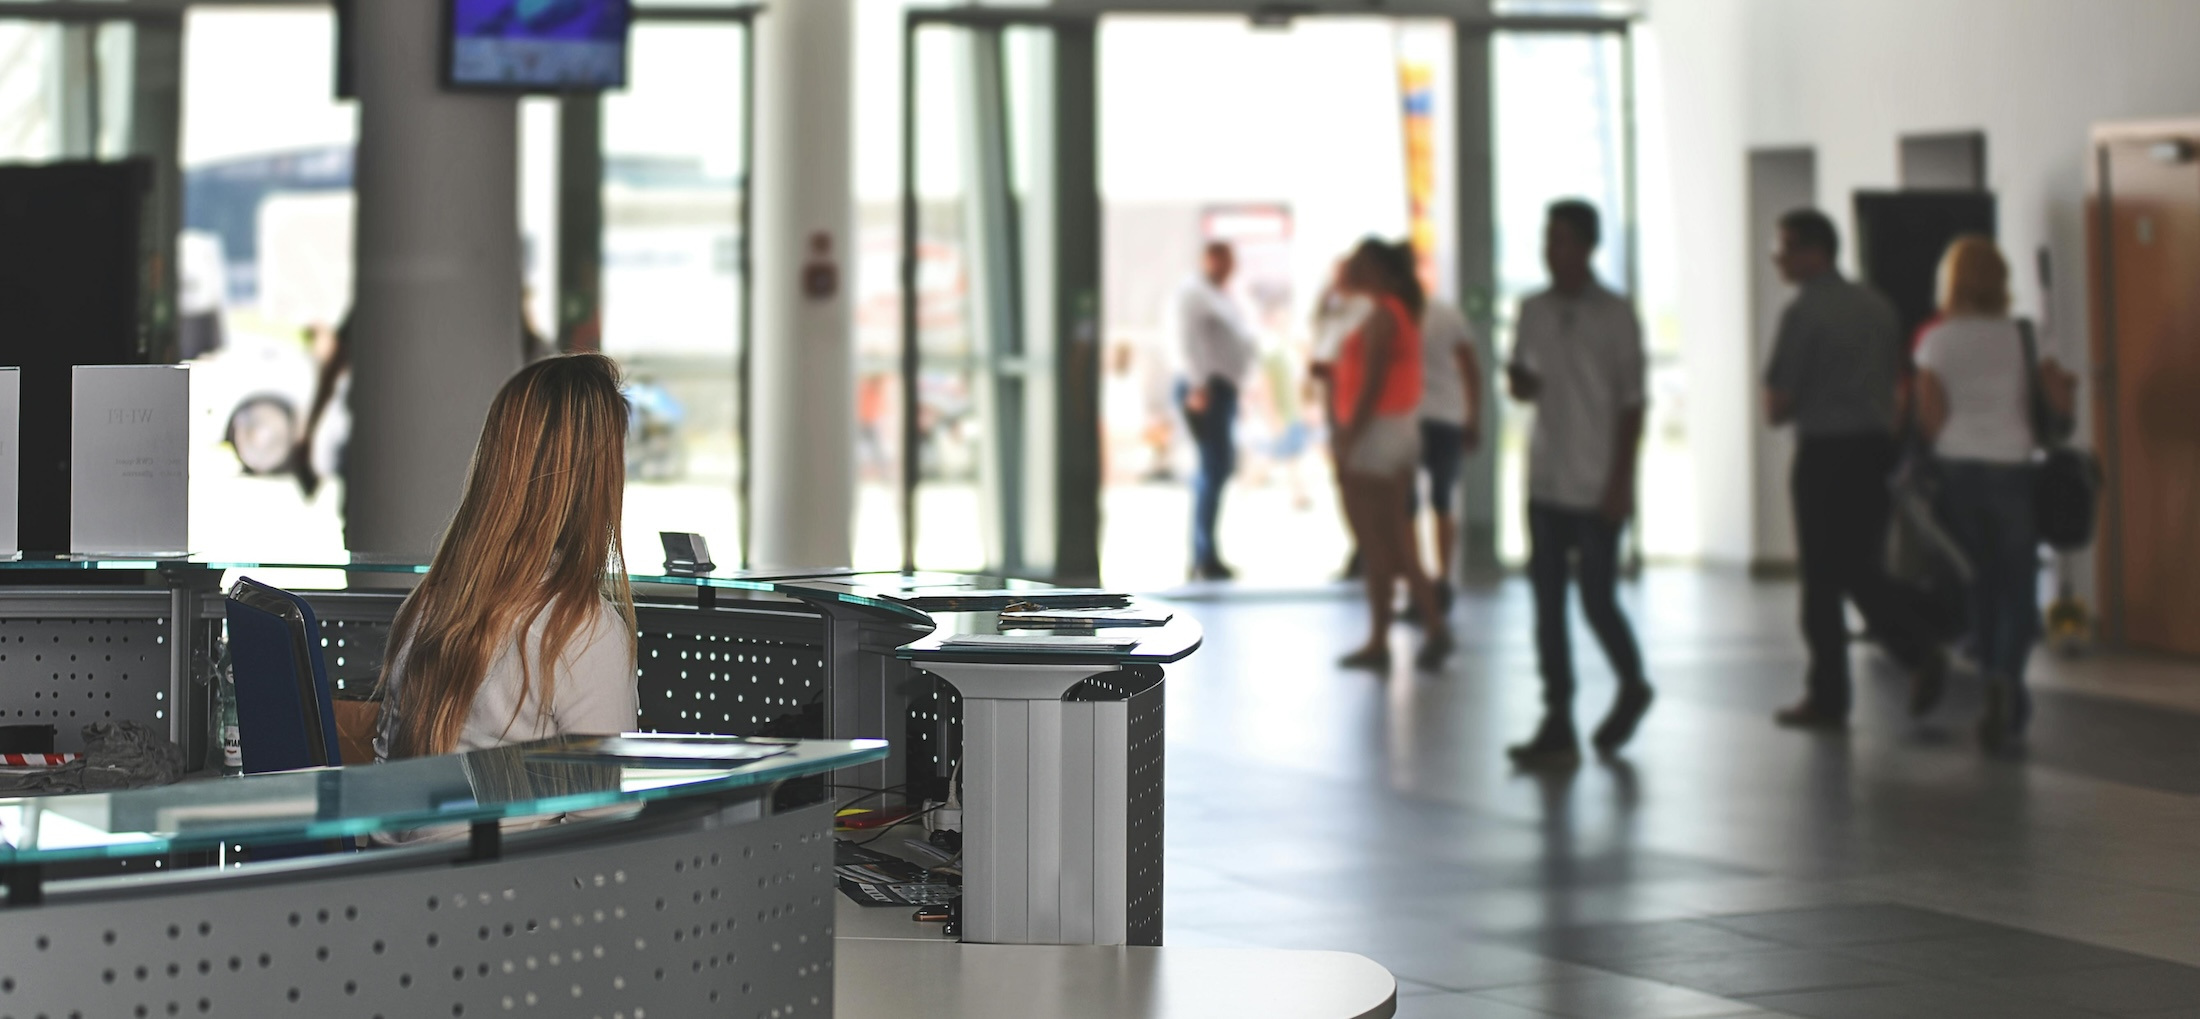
{"left": 1176, "top": 241, "right": 1260, "bottom": 581}
{"left": 1763, "top": 209, "right": 1948, "bottom": 730}
{"left": 1506, "top": 200, "right": 1653, "bottom": 766}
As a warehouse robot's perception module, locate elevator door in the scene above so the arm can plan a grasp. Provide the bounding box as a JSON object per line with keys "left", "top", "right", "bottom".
{"left": 2093, "top": 133, "right": 2200, "bottom": 655}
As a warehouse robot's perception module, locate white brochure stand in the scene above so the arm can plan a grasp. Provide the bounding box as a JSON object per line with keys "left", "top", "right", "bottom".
{"left": 0, "top": 368, "right": 17, "bottom": 557}
{"left": 71, "top": 365, "right": 189, "bottom": 556}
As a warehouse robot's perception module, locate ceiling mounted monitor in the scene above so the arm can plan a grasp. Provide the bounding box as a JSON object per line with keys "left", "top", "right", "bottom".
{"left": 444, "top": 0, "right": 631, "bottom": 93}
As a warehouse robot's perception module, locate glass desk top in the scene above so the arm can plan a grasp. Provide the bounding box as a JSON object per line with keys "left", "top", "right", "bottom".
{"left": 0, "top": 558, "right": 1194, "bottom": 663}
{"left": 0, "top": 736, "right": 886, "bottom": 866}
{"left": 0, "top": 555, "right": 935, "bottom": 624}
{"left": 898, "top": 607, "right": 1202, "bottom": 665}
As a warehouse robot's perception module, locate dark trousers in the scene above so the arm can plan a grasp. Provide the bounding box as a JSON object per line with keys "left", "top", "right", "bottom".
{"left": 1792, "top": 433, "right": 1937, "bottom": 714}
{"left": 1179, "top": 376, "right": 1239, "bottom": 569}
{"left": 1529, "top": 502, "right": 1646, "bottom": 722}
{"left": 1936, "top": 460, "right": 2039, "bottom": 689}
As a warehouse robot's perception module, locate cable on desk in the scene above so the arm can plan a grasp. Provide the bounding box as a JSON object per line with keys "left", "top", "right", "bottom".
{"left": 839, "top": 806, "right": 943, "bottom": 848}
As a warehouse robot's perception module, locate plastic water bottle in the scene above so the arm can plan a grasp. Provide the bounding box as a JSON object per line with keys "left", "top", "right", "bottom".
{"left": 208, "top": 633, "right": 242, "bottom": 777}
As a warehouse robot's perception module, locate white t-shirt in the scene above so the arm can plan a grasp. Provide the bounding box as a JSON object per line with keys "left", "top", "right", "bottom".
{"left": 1512, "top": 282, "right": 1646, "bottom": 511}
{"left": 1916, "top": 315, "right": 2033, "bottom": 465}
{"left": 375, "top": 596, "right": 638, "bottom": 762}
{"left": 1312, "top": 292, "right": 1371, "bottom": 365}
{"left": 1174, "top": 276, "right": 1258, "bottom": 386}
{"left": 1419, "top": 300, "right": 1479, "bottom": 425}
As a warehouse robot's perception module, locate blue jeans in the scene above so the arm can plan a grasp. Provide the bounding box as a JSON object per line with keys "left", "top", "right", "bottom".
{"left": 1937, "top": 459, "right": 2039, "bottom": 689}
{"left": 1179, "top": 376, "right": 1238, "bottom": 569}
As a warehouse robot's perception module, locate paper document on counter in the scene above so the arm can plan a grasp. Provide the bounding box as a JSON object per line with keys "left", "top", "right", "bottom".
{"left": 998, "top": 605, "right": 1175, "bottom": 628}
{"left": 937, "top": 633, "right": 1141, "bottom": 651}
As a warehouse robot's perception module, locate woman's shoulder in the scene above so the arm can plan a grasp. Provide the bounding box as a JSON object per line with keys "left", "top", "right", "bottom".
{"left": 579, "top": 596, "right": 632, "bottom": 642}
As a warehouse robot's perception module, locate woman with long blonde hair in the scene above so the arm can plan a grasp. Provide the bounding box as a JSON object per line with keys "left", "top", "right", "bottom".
{"left": 1914, "top": 235, "right": 2075, "bottom": 750}
{"left": 374, "top": 353, "right": 637, "bottom": 761}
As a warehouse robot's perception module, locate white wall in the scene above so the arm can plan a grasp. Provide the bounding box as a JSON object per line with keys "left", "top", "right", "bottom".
{"left": 1643, "top": 0, "right": 1751, "bottom": 564}
{"left": 1649, "top": 0, "right": 2200, "bottom": 574}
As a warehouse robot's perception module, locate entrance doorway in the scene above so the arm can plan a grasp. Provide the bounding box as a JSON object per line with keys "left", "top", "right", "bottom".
{"left": 874, "top": 4, "right": 1648, "bottom": 588}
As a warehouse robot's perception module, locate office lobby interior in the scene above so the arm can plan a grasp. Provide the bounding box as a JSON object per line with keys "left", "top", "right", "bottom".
{"left": 3, "top": 0, "right": 2200, "bottom": 1017}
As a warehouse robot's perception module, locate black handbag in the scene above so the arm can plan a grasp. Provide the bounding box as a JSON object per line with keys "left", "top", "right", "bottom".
{"left": 2017, "top": 320, "right": 2102, "bottom": 551}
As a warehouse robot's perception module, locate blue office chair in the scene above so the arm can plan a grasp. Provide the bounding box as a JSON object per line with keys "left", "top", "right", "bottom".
{"left": 225, "top": 577, "right": 343, "bottom": 774}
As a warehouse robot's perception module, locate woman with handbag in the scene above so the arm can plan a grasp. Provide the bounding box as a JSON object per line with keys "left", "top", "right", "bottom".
{"left": 1914, "top": 236, "right": 2077, "bottom": 749}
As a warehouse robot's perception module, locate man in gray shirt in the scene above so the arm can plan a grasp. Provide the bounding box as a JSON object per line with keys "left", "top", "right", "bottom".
{"left": 1764, "top": 209, "right": 1946, "bottom": 729}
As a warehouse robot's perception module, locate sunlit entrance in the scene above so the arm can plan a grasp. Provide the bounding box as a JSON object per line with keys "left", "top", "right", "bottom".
{"left": 874, "top": 4, "right": 1663, "bottom": 590}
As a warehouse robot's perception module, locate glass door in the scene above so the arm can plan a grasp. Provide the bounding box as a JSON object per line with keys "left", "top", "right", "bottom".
{"left": 887, "top": 11, "right": 1098, "bottom": 579}
{"left": 597, "top": 13, "right": 753, "bottom": 566}
{"left": 1490, "top": 27, "right": 1658, "bottom": 563}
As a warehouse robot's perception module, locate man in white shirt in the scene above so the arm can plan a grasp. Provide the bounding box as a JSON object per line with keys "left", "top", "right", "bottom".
{"left": 1176, "top": 241, "right": 1259, "bottom": 581}
{"left": 1505, "top": 200, "right": 1652, "bottom": 767}
{"left": 1415, "top": 297, "right": 1483, "bottom": 610}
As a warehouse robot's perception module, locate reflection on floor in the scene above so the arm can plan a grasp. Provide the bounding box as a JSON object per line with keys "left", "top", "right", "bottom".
{"left": 1162, "top": 569, "right": 2200, "bottom": 1019}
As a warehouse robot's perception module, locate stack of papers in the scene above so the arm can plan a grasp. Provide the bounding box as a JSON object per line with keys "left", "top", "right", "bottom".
{"left": 526, "top": 734, "right": 796, "bottom": 768}
{"left": 999, "top": 606, "right": 1174, "bottom": 629}
{"left": 936, "top": 633, "right": 1141, "bottom": 652}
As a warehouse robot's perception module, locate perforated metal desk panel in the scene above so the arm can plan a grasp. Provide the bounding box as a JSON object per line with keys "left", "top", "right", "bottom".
{"left": 0, "top": 560, "right": 939, "bottom": 795}
{"left": 0, "top": 737, "right": 885, "bottom": 1018}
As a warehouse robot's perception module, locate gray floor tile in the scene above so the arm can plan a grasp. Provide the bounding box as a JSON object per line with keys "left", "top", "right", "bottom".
{"left": 1473, "top": 971, "right": 1772, "bottom": 1019}
{"left": 1515, "top": 919, "right": 1790, "bottom": 965}
{"left": 1700, "top": 904, "right": 2007, "bottom": 947}
{"left": 1403, "top": 885, "right": 1712, "bottom": 933}
{"left": 1398, "top": 977, "right": 1455, "bottom": 998}
{"left": 1990, "top": 962, "right": 2200, "bottom": 1013}
{"left": 1155, "top": 582, "right": 2200, "bottom": 1019}
{"left": 1350, "top": 938, "right": 1611, "bottom": 993}
{"left": 1845, "top": 930, "right": 2155, "bottom": 979}
{"left": 1394, "top": 994, "right": 1556, "bottom": 1019}
{"left": 1606, "top": 947, "right": 1916, "bottom": 997}
{"left": 1743, "top": 982, "right": 2109, "bottom": 1019}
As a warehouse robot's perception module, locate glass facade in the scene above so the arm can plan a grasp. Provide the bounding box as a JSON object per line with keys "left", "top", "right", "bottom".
{"left": 4, "top": 2, "right": 1678, "bottom": 577}
{"left": 598, "top": 20, "right": 750, "bottom": 565}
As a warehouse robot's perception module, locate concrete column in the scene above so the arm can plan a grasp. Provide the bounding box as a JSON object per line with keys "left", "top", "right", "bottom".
{"left": 344, "top": 0, "right": 523, "bottom": 558}
{"left": 749, "top": 0, "right": 856, "bottom": 569}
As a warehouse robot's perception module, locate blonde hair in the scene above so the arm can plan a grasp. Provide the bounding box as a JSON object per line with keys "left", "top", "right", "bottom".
{"left": 1937, "top": 234, "right": 2010, "bottom": 317}
{"left": 381, "top": 353, "right": 635, "bottom": 759}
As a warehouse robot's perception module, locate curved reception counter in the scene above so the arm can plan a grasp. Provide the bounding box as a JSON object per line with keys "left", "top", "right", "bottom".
{"left": 0, "top": 736, "right": 885, "bottom": 1017}
{"left": 0, "top": 558, "right": 1199, "bottom": 948}
{"left": 0, "top": 558, "right": 1396, "bottom": 1018}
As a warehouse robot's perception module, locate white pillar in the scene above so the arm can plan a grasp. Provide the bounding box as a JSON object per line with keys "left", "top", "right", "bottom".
{"left": 750, "top": 0, "right": 857, "bottom": 569}
{"left": 344, "top": 0, "right": 524, "bottom": 559}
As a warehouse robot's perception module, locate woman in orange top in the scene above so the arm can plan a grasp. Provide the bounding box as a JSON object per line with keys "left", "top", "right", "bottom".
{"left": 1334, "top": 239, "right": 1452, "bottom": 670}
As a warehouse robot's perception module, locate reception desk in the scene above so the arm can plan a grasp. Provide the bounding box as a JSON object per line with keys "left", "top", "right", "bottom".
{"left": 0, "top": 736, "right": 886, "bottom": 1016}
{"left": 0, "top": 563, "right": 1400, "bottom": 1017}
{"left": 0, "top": 558, "right": 1200, "bottom": 947}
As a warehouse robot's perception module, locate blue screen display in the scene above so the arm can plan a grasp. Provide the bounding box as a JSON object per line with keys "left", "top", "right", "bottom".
{"left": 448, "top": 0, "right": 629, "bottom": 90}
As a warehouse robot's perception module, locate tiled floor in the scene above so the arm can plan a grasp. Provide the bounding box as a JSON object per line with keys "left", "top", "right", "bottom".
{"left": 1158, "top": 569, "right": 2200, "bottom": 1018}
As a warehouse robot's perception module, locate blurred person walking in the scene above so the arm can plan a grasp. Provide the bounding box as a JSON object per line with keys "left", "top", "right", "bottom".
{"left": 1309, "top": 257, "right": 1372, "bottom": 579}
{"left": 1414, "top": 294, "right": 1484, "bottom": 612}
{"left": 1763, "top": 209, "right": 1948, "bottom": 730}
{"left": 1333, "top": 239, "right": 1451, "bottom": 671}
{"left": 1913, "top": 236, "right": 2075, "bottom": 749}
{"left": 1175, "top": 241, "right": 1260, "bottom": 581}
{"left": 1506, "top": 200, "right": 1652, "bottom": 766}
